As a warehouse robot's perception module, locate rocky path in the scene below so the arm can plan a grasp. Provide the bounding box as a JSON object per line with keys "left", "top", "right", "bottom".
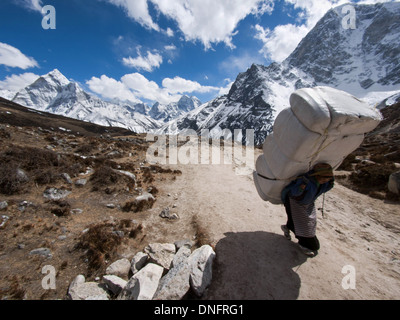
{"left": 168, "top": 148, "right": 400, "bottom": 300}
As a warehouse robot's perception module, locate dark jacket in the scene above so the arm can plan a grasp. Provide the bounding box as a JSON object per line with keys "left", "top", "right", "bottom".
{"left": 281, "top": 170, "right": 334, "bottom": 205}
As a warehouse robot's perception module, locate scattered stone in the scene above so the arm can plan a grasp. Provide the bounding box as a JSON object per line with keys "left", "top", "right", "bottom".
{"left": 16, "top": 168, "right": 29, "bottom": 183}
{"left": 106, "top": 203, "right": 115, "bottom": 209}
{"left": 0, "top": 201, "right": 8, "bottom": 211}
{"left": 29, "top": 248, "right": 52, "bottom": 259}
{"left": 75, "top": 179, "right": 87, "bottom": 187}
{"left": 159, "top": 207, "right": 170, "bottom": 218}
{"left": 116, "top": 170, "right": 136, "bottom": 184}
{"left": 160, "top": 207, "right": 179, "bottom": 220}
{"left": 117, "top": 263, "right": 164, "bottom": 300}
{"left": 61, "top": 173, "right": 73, "bottom": 184}
{"left": 18, "top": 201, "right": 33, "bottom": 212}
{"left": 131, "top": 252, "right": 149, "bottom": 275}
{"left": 189, "top": 245, "right": 216, "bottom": 297}
{"left": 388, "top": 171, "right": 400, "bottom": 195}
{"left": 43, "top": 187, "right": 71, "bottom": 201}
{"left": 103, "top": 275, "right": 127, "bottom": 296}
{"left": 105, "top": 258, "right": 131, "bottom": 279}
{"left": 144, "top": 243, "right": 176, "bottom": 270}
{"left": 123, "top": 193, "right": 155, "bottom": 213}
{"left": 17, "top": 243, "right": 25, "bottom": 249}
{"left": 71, "top": 208, "right": 83, "bottom": 214}
{"left": 0, "top": 215, "right": 9, "bottom": 229}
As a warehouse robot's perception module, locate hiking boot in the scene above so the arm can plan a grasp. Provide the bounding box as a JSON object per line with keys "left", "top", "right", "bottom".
{"left": 281, "top": 225, "right": 291, "bottom": 240}
{"left": 298, "top": 244, "right": 316, "bottom": 257}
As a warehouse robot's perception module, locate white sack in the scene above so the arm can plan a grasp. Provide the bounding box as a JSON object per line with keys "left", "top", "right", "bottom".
{"left": 273, "top": 107, "right": 323, "bottom": 161}
{"left": 316, "top": 134, "right": 365, "bottom": 163}
{"left": 263, "top": 134, "right": 310, "bottom": 180}
{"left": 255, "top": 154, "right": 276, "bottom": 179}
{"left": 290, "top": 86, "right": 382, "bottom": 135}
{"left": 253, "top": 171, "right": 289, "bottom": 205}
{"left": 255, "top": 86, "right": 382, "bottom": 204}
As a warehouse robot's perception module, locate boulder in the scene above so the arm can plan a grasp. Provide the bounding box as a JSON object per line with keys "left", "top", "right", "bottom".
{"left": 117, "top": 263, "right": 164, "bottom": 300}
{"left": 105, "top": 258, "right": 131, "bottom": 278}
{"left": 153, "top": 246, "right": 192, "bottom": 300}
{"left": 144, "top": 243, "right": 176, "bottom": 270}
{"left": 130, "top": 252, "right": 149, "bottom": 275}
{"left": 68, "top": 281, "right": 109, "bottom": 300}
{"left": 102, "top": 275, "right": 127, "bottom": 296}
{"left": 189, "top": 245, "right": 216, "bottom": 297}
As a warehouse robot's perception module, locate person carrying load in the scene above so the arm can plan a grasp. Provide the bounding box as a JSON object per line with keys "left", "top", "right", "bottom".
{"left": 281, "top": 163, "right": 334, "bottom": 257}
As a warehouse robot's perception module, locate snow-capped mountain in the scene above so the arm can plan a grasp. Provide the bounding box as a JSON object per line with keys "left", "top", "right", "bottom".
{"left": 9, "top": 69, "right": 160, "bottom": 133}
{"left": 4, "top": 69, "right": 203, "bottom": 133}
{"left": 149, "top": 95, "right": 202, "bottom": 123}
{"left": 159, "top": 2, "right": 400, "bottom": 145}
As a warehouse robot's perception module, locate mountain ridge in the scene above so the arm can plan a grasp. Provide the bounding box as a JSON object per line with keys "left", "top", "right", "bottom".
{"left": 159, "top": 2, "right": 400, "bottom": 145}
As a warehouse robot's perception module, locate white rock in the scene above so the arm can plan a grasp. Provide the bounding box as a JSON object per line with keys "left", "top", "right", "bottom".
{"left": 130, "top": 252, "right": 149, "bottom": 275}
{"left": 117, "top": 263, "right": 164, "bottom": 300}
{"left": 153, "top": 246, "right": 192, "bottom": 300}
{"left": 189, "top": 245, "right": 216, "bottom": 297}
{"left": 29, "top": 247, "right": 52, "bottom": 258}
{"left": 0, "top": 201, "right": 8, "bottom": 211}
{"left": 103, "top": 275, "right": 127, "bottom": 296}
{"left": 68, "top": 282, "right": 109, "bottom": 300}
{"left": 105, "top": 258, "right": 131, "bottom": 278}
{"left": 144, "top": 243, "right": 176, "bottom": 270}
{"left": 43, "top": 187, "right": 71, "bottom": 200}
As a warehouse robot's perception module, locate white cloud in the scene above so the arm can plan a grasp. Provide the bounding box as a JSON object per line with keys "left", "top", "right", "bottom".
{"left": 162, "top": 76, "right": 220, "bottom": 94}
{"left": 15, "top": 0, "right": 43, "bottom": 12}
{"left": 105, "top": 0, "right": 159, "bottom": 31}
{"left": 255, "top": 23, "right": 309, "bottom": 62}
{"left": 165, "top": 27, "right": 174, "bottom": 37}
{"left": 0, "top": 42, "right": 39, "bottom": 69}
{"left": 105, "top": 0, "right": 275, "bottom": 49}
{"left": 151, "top": 0, "right": 274, "bottom": 49}
{"left": 218, "top": 81, "right": 234, "bottom": 96}
{"left": 86, "top": 74, "right": 141, "bottom": 103}
{"left": 87, "top": 72, "right": 224, "bottom": 105}
{"left": 0, "top": 72, "right": 39, "bottom": 91}
{"left": 122, "top": 73, "right": 178, "bottom": 104}
{"left": 164, "top": 44, "right": 177, "bottom": 51}
{"left": 122, "top": 50, "right": 163, "bottom": 72}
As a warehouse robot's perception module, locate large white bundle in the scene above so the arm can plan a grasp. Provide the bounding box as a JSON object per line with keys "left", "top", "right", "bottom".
{"left": 290, "top": 86, "right": 382, "bottom": 135}
{"left": 254, "top": 86, "right": 382, "bottom": 204}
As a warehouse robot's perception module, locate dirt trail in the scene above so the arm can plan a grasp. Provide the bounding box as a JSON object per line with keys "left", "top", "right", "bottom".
{"left": 166, "top": 147, "right": 400, "bottom": 300}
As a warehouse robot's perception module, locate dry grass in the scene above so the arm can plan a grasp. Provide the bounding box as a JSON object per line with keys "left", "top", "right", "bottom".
{"left": 76, "top": 222, "right": 123, "bottom": 275}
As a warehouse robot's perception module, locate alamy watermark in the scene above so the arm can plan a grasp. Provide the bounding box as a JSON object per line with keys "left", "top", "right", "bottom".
{"left": 41, "top": 265, "right": 56, "bottom": 290}
{"left": 145, "top": 129, "right": 255, "bottom": 175}
{"left": 341, "top": 265, "right": 356, "bottom": 290}
{"left": 41, "top": 5, "right": 56, "bottom": 30}
{"left": 342, "top": 5, "right": 356, "bottom": 30}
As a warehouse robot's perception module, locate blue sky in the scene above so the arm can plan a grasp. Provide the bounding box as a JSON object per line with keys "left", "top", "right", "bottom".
{"left": 0, "top": 0, "right": 397, "bottom": 106}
